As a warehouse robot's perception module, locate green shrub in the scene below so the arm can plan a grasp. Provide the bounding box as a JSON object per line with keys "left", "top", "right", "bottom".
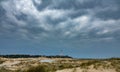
{"left": 0, "top": 67, "right": 12, "bottom": 72}
{"left": 0, "top": 59, "right": 4, "bottom": 64}
{"left": 24, "top": 65, "right": 56, "bottom": 72}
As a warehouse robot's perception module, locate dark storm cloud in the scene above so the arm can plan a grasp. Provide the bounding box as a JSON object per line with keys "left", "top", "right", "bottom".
{"left": 0, "top": 0, "right": 120, "bottom": 42}
{"left": 94, "top": 0, "right": 120, "bottom": 20}
{"left": 33, "top": 0, "right": 52, "bottom": 11}
{"left": 15, "top": 13, "right": 28, "bottom": 21}
{"left": 51, "top": 0, "right": 102, "bottom": 10}
{"left": 96, "top": 10, "right": 120, "bottom": 20}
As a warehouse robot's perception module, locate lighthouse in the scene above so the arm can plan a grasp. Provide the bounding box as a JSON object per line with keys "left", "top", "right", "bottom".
{"left": 60, "top": 50, "right": 63, "bottom": 56}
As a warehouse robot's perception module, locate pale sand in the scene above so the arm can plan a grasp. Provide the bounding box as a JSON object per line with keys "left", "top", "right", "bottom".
{"left": 56, "top": 67, "right": 116, "bottom": 72}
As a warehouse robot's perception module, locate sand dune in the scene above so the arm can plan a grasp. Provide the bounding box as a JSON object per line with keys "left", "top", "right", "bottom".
{"left": 0, "top": 57, "right": 120, "bottom": 72}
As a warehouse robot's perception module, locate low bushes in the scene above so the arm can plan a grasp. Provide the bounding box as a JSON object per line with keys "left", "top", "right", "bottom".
{"left": 23, "top": 65, "right": 56, "bottom": 72}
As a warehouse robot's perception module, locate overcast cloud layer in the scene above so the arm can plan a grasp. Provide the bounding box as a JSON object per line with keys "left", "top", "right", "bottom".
{"left": 0, "top": 0, "right": 120, "bottom": 42}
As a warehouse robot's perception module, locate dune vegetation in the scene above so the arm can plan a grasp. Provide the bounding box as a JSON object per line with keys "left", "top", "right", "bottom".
{"left": 0, "top": 57, "right": 120, "bottom": 72}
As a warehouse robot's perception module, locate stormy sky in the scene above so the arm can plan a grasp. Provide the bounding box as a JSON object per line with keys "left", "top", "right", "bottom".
{"left": 0, "top": 0, "right": 120, "bottom": 58}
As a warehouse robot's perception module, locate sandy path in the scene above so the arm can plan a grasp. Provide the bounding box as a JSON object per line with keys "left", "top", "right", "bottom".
{"left": 0, "top": 60, "right": 20, "bottom": 67}
{"left": 56, "top": 67, "right": 116, "bottom": 72}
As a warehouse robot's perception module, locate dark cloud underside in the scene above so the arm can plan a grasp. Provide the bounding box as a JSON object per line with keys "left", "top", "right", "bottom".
{"left": 0, "top": 0, "right": 120, "bottom": 42}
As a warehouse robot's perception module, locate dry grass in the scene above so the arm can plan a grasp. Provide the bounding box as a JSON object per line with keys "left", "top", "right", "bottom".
{"left": 0, "top": 58, "right": 120, "bottom": 72}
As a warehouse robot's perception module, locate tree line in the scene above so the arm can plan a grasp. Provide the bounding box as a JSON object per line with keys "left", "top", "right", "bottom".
{"left": 0, "top": 54, "right": 72, "bottom": 58}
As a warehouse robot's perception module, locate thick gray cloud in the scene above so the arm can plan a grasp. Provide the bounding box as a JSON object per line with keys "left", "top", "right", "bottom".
{"left": 0, "top": 0, "right": 120, "bottom": 42}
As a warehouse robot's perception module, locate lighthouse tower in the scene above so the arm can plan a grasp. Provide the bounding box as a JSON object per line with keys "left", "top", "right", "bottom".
{"left": 60, "top": 50, "right": 63, "bottom": 56}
